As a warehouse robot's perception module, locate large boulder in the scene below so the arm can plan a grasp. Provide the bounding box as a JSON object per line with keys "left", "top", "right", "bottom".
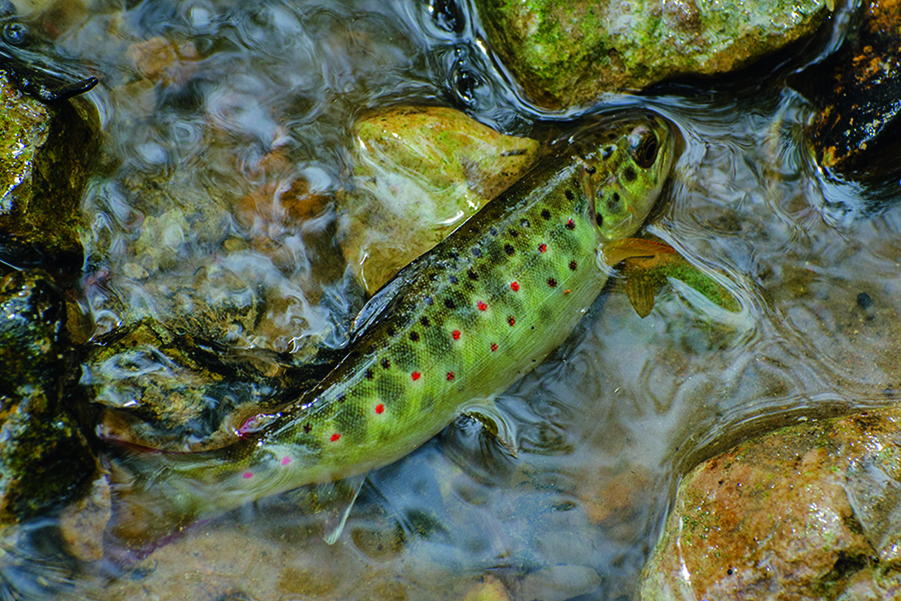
{"left": 475, "top": 0, "right": 832, "bottom": 110}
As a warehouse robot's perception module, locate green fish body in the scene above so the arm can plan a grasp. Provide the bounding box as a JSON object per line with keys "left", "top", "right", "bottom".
{"left": 111, "top": 114, "right": 675, "bottom": 542}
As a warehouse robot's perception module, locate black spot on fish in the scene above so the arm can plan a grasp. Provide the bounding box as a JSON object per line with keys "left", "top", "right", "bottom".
{"left": 565, "top": 219, "right": 576, "bottom": 230}
{"left": 508, "top": 229, "right": 519, "bottom": 237}
{"left": 381, "top": 358, "right": 390, "bottom": 369}
{"left": 420, "top": 316, "right": 431, "bottom": 327}
{"left": 472, "top": 247, "right": 482, "bottom": 257}
{"left": 444, "top": 298, "right": 456, "bottom": 310}
{"left": 303, "top": 423, "right": 312, "bottom": 433}
{"left": 336, "top": 392, "right": 346, "bottom": 403}
{"left": 489, "top": 227, "right": 498, "bottom": 236}
{"left": 565, "top": 190, "right": 574, "bottom": 200}
{"left": 429, "top": 273, "right": 439, "bottom": 282}
{"left": 424, "top": 296, "right": 433, "bottom": 305}
{"left": 521, "top": 218, "right": 530, "bottom": 228}
{"left": 450, "top": 251, "right": 460, "bottom": 260}
{"left": 409, "top": 331, "right": 420, "bottom": 342}
{"left": 504, "top": 243, "right": 515, "bottom": 256}
{"left": 595, "top": 214, "right": 604, "bottom": 227}
{"left": 449, "top": 275, "right": 458, "bottom": 284}
{"left": 467, "top": 268, "right": 479, "bottom": 281}
{"left": 364, "top": 369, "right": 374, "bottom": 380}
{"left": 623, "top": 166, "right": 636, "bottom": 182}
{"left": 602, "top": 146, "right": 614, "bottom": 159}
{"left": 569, "top": 260, "right": 578, "bottom": 271}
{"left": 387, "top": 326, "right": 398, "bottom": 337}
{"left": 548, "top": 278, "right": 557, "bottom": 287}
{"left": 585, "top": 165, "right": 596, "bottom": 175}
{"left": 541, "top": 208, "right": 551, "bottom": 220}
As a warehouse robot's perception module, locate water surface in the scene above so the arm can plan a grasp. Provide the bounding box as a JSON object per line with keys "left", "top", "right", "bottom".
{"left": 7, "top": 0, "right": 901, "bottom": 599}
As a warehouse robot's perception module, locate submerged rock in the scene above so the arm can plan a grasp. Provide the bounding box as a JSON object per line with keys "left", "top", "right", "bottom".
{"left": 339, "top": 106, "right": 538, "bottom": 295}
{"left": 475, "top": 0, "right": 832, "bottom": 110}
{"left": 0, "top": 70, "right": 100, "bottom": 270}
{"left": 83, "top": 317, "right": 339, "bottom": 453}
{"left": 790, "top": 0, "right": 901, "bottom": 218}
{"left": 0, "top": 270, "right": 97, "bottom": 525}
{"left": 640, "top": 405, "right": 901, "bottom": 600}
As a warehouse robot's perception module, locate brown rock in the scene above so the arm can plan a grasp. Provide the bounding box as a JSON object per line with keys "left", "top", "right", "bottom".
{"left": 640, "top": 406, "right": 901, "bottom": 600}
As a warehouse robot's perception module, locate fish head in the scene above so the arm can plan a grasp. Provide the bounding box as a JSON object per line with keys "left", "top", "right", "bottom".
{"left": 574, "top": 114, "right": 676, "bottom": 242}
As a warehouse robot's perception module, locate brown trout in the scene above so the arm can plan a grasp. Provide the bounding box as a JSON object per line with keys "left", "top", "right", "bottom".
{"left": 111, "top": 113, "right": 675, "bottom": 543}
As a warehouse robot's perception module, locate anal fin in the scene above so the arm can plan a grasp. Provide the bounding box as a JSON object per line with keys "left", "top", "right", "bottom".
{"left": 308, "top": 474, "right": 366, "bottom": 545}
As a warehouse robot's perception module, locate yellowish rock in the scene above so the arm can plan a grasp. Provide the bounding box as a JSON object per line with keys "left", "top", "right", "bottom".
{"left": 340, "top": 106, "right": 539, "bottom": 294}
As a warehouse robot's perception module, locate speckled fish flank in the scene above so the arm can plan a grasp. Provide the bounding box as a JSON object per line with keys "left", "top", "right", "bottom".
{"left": 112, "top": 114, "right": 676, "bottom": 538}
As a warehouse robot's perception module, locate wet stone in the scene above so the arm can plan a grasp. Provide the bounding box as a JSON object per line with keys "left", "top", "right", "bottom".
{"left": 639, "top": 405, "right": 901, "bottom": 601}
{"left": 0, "top": 70, "right": 99, "bottom": 270}
{"left": 790, "top": 0, "right": 901, "bottom": 217}
{"left": 0, "top": 270, "right": 96, "bottom": 523}
{"left": 339, "top": 105, "right": 538, "bottom": 295}
{"left": 474, "top": 0, "right": 832, "bottom": 110}
{"left": 83, "top": 317, "right": 339, "bottom": 453}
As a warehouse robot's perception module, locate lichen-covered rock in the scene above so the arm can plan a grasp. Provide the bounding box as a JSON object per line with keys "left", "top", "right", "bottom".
{"left": 0, "top": 70, "right": 100, "bottom": 269}
{"left": 640, "top": 406, "right": 901, "bottom": 601}
{"left": 475, "top": 0, "right": 832, "bottom": 110}
{"left": 0, "top": 270, "right": 96, "bottom": 524}
{"left": 339, "top": 106, "right": 538, "bottom": 295}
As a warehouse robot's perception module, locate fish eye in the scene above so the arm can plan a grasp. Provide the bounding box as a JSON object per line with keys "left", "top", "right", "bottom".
{"left": 629, "top": 126, "right": 659, "bottom": 169}
{"left": 3, "top": 22, "right": 27, "bottom": 46}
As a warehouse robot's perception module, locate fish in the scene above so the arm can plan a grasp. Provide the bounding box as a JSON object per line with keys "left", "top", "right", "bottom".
{"left": 109, "top": 113, "right": 676, "bottom": 546}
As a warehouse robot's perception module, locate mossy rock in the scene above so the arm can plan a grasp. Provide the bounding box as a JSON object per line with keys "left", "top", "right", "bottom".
{"left": 0, "top": 70, "right": 100, "bottom": 270}
{"left": 475, "top": 0, "right": 832, "bottom": 110}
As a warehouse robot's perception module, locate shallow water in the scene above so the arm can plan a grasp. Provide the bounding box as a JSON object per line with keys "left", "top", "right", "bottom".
{"left": 5, "top": 0, "right": 901, "bottom": 599}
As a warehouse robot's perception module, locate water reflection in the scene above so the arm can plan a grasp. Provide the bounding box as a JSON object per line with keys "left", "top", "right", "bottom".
{"left": 0, "top": 0, "right": 896, "bottom": 599}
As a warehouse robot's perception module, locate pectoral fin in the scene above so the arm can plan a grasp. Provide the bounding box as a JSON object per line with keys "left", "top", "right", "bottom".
{"left": 624, "top": 270, "right": 658, "bottom": 318}
{"left": 604, "top": 238, "right": 740, "bottom": 317}
{"left": 601, "top": 237, "right": 676, "bottom": 267}
{"left": 461, "top": 398, "right": 517, "bottom": 458}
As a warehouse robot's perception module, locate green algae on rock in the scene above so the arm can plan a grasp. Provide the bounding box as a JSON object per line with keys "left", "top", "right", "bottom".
{"left": 0, "top": 70, "right": 99, "bottom": 270}
{"left": 475, "top": 0, "right": 832, "bottom": 110}
{"left": 339, "top": 106, "right": 539, "bottom": 295}
{"left": 0, "top": 270, "right": 97, "bottom": 524}
{"left": 640, "top": 405, "right": 901, "bottom": 601}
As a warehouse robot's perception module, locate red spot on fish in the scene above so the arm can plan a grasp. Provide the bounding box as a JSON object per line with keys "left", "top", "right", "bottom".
{"left": 446, "top": 372, "right": 455, "bottom": 381}
{"left": 330, "top": 433, "right": 341, "bottom": 442}
{"left": 538, "top": 243, "right": 547, "bottom": 253}
{"left": 508, "top": 316, "right": 516, "bottom": 326}
{"left": 375, "top": 403, "right": 385, "bottom": 414}
{"left": 566, "top": 219, "right": 576, "bottom": 230}
{"left": 510, "top": 281, "right": 520, "bottom": 291}
{"left": 281, "top": 457, "right": 292, "bottom": 466}
{"left": 243, "top": 472, "right": 253, "bottom": 479}
{"left": 477, "top": 301, "right": 487, "bottom": 311}
{"left": 412, "top": 371, "right": 421, "bottom": 381}
{"left": 452, "top": 329, "right": 461, "bottom": 340}
{"left": 490, "top": 343, "right": 498, "bottom": 352}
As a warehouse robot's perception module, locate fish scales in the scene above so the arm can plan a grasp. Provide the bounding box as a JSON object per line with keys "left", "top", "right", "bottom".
{"left": 111, "top": 114, "right": 676, "bottom": 542}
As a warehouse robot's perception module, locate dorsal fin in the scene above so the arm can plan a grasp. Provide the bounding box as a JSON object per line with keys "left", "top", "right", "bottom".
{"left": 348, "top": 259, "right": 427, "bottom": 341}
